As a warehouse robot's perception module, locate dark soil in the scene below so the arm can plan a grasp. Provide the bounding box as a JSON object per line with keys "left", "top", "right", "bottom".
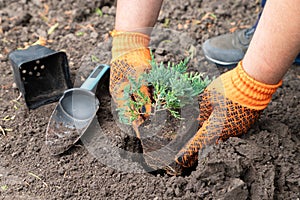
{"left": 1, "top": 0, "right": 299, "bottom": 199}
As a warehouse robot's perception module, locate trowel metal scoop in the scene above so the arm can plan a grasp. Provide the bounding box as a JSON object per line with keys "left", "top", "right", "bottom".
{"left": 45, "top": 64, "right": 110, "bottom": 155}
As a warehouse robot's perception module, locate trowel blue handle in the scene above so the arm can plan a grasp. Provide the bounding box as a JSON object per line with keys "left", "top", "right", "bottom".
{"left": 80, "top": 64, "right": 110, "bottom": 91}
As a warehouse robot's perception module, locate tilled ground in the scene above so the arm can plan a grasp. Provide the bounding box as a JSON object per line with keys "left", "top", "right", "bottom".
{"left": 0, "top": 0, "right": 299, "bottom": 199}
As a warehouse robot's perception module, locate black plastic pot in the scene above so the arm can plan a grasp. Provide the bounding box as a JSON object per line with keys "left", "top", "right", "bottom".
{"left": 8, "top": 45, "right": 73, "bottom": 109}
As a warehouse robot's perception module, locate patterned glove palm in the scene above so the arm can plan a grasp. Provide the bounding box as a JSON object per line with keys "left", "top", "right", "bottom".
{"left": 165, "top": 61, "right": 282, "bottom": 175}
{"left": 110, "top": 30, "right": 152, "bottom": 133}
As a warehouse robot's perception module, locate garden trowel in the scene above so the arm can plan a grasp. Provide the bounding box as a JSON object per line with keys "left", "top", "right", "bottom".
{"left": 45, "top": 64, "right": 110, "bottom": 155}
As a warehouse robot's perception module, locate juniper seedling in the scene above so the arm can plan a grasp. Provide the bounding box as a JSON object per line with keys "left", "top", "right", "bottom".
{"left": 117, "top": 52, "right": 212, "bottom": 124}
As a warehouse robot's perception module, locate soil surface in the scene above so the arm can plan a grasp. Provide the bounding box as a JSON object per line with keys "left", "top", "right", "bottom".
{"left": 1, "top": 0, "right": 299, "bottom": 199}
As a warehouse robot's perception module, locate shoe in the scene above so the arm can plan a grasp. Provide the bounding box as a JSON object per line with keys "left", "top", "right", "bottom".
{"left": 202, "top": 28, "right": 254, "bottom": 66}
{"left": 202, "top": 28, "right": 300, "bottom": 66}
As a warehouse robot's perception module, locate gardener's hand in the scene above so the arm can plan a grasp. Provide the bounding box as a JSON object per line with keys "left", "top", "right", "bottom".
{"left": 110, "top": 30, "right": 152, "bottom": 132}
{"left": 164, "top": 61, "right": 282, "bottom": 175}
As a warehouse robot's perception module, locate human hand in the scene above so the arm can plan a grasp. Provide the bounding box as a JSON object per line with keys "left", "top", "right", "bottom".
{"left": 164, "top": 61, "right": 282, "bottom": 175}
{"left": 110, "top": 30, "right": 152, "bottom": 133}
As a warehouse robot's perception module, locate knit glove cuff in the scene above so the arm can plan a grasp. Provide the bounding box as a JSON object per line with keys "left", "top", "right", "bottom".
{"left": 110, "top": 30, "right": 150, "bottom": 61}
{"left": 208, "top": 61, "right": 282, "bottom": 110}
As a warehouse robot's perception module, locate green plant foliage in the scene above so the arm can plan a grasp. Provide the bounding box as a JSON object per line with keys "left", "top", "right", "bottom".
{"left": 117, "top": 51, "right": 212, "bottom": 124}
{"left": 95, "top": 8, "right": 103, "bottom": 17}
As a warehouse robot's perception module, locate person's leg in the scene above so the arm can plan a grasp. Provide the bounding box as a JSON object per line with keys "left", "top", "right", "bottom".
{"left": 202, "top": 0, "right": 300, "bottom": 66}
{"left": 115, "top": 0, "right": 163, "bottom": 35}
{"left": 243, "top": 0, "right": 300, "bottom": 84}
{"left": 111, "top": 0, "right": 163, "bottom": 64}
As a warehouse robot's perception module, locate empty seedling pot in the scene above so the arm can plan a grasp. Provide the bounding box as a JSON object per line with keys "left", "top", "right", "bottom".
{"left": 8, "top": 45, "right": 72, "bottom": 109}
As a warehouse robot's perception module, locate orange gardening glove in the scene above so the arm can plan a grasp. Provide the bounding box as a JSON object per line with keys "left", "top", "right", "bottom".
{"left": 165, "top": 61, "right": 282, "bottom": 175}
{"left": 110, "top": 30, "right": 152, "bottom": 135}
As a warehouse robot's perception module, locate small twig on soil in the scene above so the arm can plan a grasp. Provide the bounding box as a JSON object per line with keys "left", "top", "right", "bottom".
{"left": 10, "top": 93, "right": 22, "bottom": 110}
{"left": 28, "top": 172, "right": 48, "bottom": 187}
{"left": 38, "top": 3, "right": 50, "bottom": 22}
{"left": 0, "top": 126, "right": 6, "bottom": 136}
{"left": 2, "top": 115, "right": 15, "bottom": 121}
{"left": 192, "top": 12, "right": 216, "bottom": 25}
{"left": 4, "top": 128, "right": 13, "bottom": 132}
{"left": 47, "top": 23, "right": 59, "bottom": 35}
{"left": 3, "top": 115, "right": 11, "bottom": 121}
{"left": 0, "top": 125, "right": 13, "bottom": 135}
{"left": 91, "top": 55, "right": 100, "bottom": 62}
{"left": 15, "top": 92, "right": 22, "bottom": 101}
{"left": 31, "top": 36, "right": 47, "bottom": 46}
